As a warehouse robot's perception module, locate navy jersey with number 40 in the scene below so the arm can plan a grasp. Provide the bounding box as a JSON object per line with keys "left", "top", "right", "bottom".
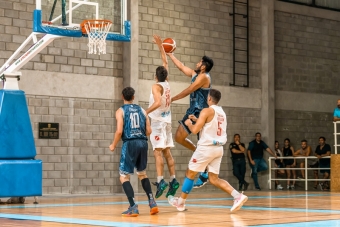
{"left": 121, "top": 104, "right": 148, "bottom": 141}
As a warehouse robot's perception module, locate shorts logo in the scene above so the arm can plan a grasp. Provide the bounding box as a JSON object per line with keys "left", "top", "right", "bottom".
{"left": 192, "top": 159, "right": 197, "bottom": 163}
{"left": 155, "top": 136, "right": 160, "bottom": 141}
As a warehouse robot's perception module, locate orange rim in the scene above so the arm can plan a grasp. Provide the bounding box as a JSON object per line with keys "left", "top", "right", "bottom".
{"left": 80, "top": 19, "right": 112, "bottom": 34}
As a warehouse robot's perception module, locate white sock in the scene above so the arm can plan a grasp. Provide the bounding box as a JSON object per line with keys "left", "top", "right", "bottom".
{"left": 170, "top": 175, "right": 175, "bottom": 181}
{"left": 231, "top": 189, "right": 241, "bottom": 199}
{"left": 178, "top": 197, "right": 186, "bottom": 205}
{"left": 157, "top": 176, "right": 163, "bottom": 183}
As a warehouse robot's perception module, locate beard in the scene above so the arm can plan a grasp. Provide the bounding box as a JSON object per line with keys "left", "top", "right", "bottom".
{"left": 194, "top": 65, "right": 202, "bottom": 74}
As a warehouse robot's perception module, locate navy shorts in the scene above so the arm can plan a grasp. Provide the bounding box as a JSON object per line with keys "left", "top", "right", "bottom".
{"left": 319, "top": 162, "right": 330, "bottom": 174}
{"left": 178, "top": 110, "right": 201, "bottom": 135}
{"left": 119, "top": 139, "right": 148, "bottom": 175}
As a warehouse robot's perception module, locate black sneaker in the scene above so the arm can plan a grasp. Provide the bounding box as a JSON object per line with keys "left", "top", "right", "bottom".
{"left": 239, "top": 183, "right": 243, "bottom": 191}
{"left": 255, "top": 186, "right": 261, "bottom": 191}
{"left": 243, "top": 181, "right": 249, "bottom": 191}
{"left": 152, "top": 179, "right": 168, "bottom": 199}
{"left": 166, "top": 178, "right": 180, "bottom": 198}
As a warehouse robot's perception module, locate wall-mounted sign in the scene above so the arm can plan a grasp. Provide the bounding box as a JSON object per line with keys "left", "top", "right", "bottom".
{"left": 39, "top": 122, "right": 59, "bottom": 139}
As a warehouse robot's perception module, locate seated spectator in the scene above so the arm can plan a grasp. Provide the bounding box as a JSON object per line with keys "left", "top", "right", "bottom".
{"left": 282, "top": 138, "right": 296, "bottom": 190}
{"left": 274, "top": 141, "right": 285, "bottom": 190}
{"left": 333, "top": 99, "right": 340, "bottom": 122}
{"left": 313, "top": 137, "right": 331, "bottom": 191}
{"left": 293, "top": 140, "right": 311, "bottom": 179}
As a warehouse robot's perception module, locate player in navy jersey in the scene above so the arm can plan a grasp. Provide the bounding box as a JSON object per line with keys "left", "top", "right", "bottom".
{"left": 167, "top": 53, "right": 214, "bottom": 188}
{"left": 109, "top": 87, "right": 158, "bottom": 217}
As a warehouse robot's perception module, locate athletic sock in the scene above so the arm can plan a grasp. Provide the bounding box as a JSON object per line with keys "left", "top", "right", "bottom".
{"left": 122, "top": 181, "right": 135, "bottom": 207}
{"left": 231, "top": 189, "right": 241, "bottom": 199}
{"left": 170, "top": 175, "right": 175, "bottom": 182}
{"left": 157, "top": 176, "right": 164, "bottom": 183}
{"left": 141, "top": 178, "right": 154, "bottom": 200}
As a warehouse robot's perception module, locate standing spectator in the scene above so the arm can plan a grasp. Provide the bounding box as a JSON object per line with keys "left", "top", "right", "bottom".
{"left": 274, "top": 141, "right": 285, "bottom": 190}
{"left": 313, "top": 137, "right": 331, "bottom": 190}
{"left": 247, "top": 132, "right": 277, "bottom": 190}
{"left": 333, "top": 99, "right": 340, "bottom": 122}
{"left": 230, "top": 134, "right": 249, "bottom": 191}
{"left": 282, "top": 138, "right": 296, "bottom": 190}
{"left": 293, "top": 140, "right": 312, "bottom": 179}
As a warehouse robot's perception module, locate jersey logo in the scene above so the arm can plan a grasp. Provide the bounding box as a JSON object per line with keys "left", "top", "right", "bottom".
{"left": 155, "top": 136, "right": 160, "bottom": 141}
{"left": 192, "top": 159, "right": 197, "bottom": 163}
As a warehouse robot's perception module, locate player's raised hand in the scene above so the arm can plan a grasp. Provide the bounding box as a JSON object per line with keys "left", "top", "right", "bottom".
{"left": 152, "top": 34, "right": 162, "bottom": 46}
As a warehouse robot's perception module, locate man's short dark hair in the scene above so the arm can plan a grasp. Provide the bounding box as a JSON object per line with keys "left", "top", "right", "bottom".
{"left": 156, "top": 66, "right": 168, "bottom": 82}
{"left": 209, "top": 88, "right": 221, "bottom": 103}
{"left": 275, "top": 140, "right": 278, "bottom": 143}
{"left": 202, "top": 56, "right": 214, "bottom": 72}
{"left": 234, "top": 133, "right": 240, "bottom": 138}
{"left": 122, "top": 87, "right": 135, "bottom": 101}
{"left": 284, "top": 138, "right": 290, "bottom": 143}
{"left": 301, "top": 139, "right": 307, "bottom": 143}
{"left": 255, "top": 132, "right": 261, "bottom": 136}
{"left": 319, "top": 136, "right": 326, "bottom": 141}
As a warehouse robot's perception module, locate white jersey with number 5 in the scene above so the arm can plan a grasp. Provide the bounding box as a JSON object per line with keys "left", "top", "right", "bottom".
{"left": 197, "top": 105, "right": 227, "bottom": 146}
{"left": 148, "top": 81, "right": 171, "bottom": 123}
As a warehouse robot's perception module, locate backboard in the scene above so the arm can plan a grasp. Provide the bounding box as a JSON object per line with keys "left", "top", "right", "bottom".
{"left": 34, "top": 0, "right": 130, "bottom": 41}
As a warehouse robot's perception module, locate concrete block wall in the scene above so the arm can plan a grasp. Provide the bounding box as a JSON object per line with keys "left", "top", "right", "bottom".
{"left": 138, "top": 0, "right": 262, "bottom": 89}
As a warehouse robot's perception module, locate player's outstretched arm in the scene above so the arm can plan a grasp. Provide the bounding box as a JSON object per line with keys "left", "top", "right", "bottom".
{"left": 184, "top": 108, "right": 212, "bottom": 134}
{"left": 109, "top": 108, "right": 123, "bottom": 151}
{"left": 153, "top": 34, "right": 169, "bottom": 72}
{"left": 171, "top": 73, "right": 209, "bottom": 102}
{"left": 146, "top": 84, "right": 163, "bottom": 115}
{"left": 167, "top": 53, "right": 195, "bottom": 77}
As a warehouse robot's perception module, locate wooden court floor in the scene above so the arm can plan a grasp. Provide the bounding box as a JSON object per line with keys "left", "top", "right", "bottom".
{"left": 0, "top": 190, "right": 340, "bottom": 227}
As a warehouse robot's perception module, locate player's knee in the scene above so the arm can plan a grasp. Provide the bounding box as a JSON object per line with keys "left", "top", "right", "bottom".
{"left": 181, "top": 177, "right": 194, "bottom": 194}
{"left": 153, "top": 149, "right": 162, "bottom": 157}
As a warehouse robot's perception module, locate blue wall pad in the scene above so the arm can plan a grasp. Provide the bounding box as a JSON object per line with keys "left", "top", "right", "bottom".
{"left": 0, "top": 160, "right": 42, "bottom": 197}
{"left": 0, "top": 90, "right": 36, "bottom": 159}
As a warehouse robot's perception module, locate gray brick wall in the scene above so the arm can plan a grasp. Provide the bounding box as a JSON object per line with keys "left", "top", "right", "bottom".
{"left": 138, "top": 0, "right": 262, "bottom": 89}
{"left": 0, "top": 0, "right": 123, "bottom": 77}
{"left": 28, "top": 95, "right": 123, "bottom": 194}
{"left": 275, "top": 109, "right": 334, "bottom": 152}
{"left": 274, "top": 11, "right": 340, "bottom": 95}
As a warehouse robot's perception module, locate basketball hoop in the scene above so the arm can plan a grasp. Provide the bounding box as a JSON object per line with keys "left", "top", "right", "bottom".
{"left": 80, "top": 19, "right": 112, "bottom": 55}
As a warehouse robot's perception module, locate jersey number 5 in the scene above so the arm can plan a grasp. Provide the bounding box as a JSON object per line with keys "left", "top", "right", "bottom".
{"left": 130, "top": 113, "right": 140, "bottom": 129}
{"left": 217, "top": 121, "right": 222, "bottom": 136}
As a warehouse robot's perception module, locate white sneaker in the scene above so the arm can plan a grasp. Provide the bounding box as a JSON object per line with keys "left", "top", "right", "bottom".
{"left": 230, "top": 193, "right": 248, "bottom": 212}
{"left": 168, "top": 196, "right": 185, "bottom": 212}
{"left": 276, "top": 184, "right": 283, "bottom": 190}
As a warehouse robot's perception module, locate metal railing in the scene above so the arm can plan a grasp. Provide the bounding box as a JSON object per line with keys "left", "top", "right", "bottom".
{"left": 334, "top": 121, "right": 340, "bottom": 154}
{"left": 268, "top": 156, "right": 330, "bottom": 190}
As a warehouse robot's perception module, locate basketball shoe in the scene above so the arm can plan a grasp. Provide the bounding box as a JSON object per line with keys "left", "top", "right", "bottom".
{"left": 168, "top": 196, "right": 185, "bottom": 211}
{"left": 230, "top": 193, "right": 248, "bottom": 212}
{"left": 152, "top": 179, "right": 168, "bottom": 198}
{"left": 193, "top": 171, "right": 209, "bottom": 188}
{"left": 149, "top": 198, "right": 159, "bottom": 215}
{"left": 166, "top": 178, "right": 180, "bottom": 198}
{"left": 121, "top": 204, "right": 139, "bottom": 217}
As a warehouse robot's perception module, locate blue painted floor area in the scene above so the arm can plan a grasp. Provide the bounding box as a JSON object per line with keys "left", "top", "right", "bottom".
{"left": 252, "top": 219, "right": 340, "bottom": 227}
{"left": 0, "top": 213, "right": 171, "bottom": 227}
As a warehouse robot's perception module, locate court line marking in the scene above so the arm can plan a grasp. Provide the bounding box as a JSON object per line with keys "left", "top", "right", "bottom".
{"left": 250, "top": 219, "right": 340, "bottom": 227}
{"left": 0, "top": 193, "right": 333, "bottom": 209}
{"left": 0, "top": 213, "right": 177, "bottom": 227}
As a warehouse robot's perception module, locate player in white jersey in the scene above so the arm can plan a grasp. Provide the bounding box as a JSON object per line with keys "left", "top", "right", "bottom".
{"left": 167, "top": 89, "right": 248, "bottom": 212}
{"left": 145, "top": 35, "right": 179, "bottom": 199}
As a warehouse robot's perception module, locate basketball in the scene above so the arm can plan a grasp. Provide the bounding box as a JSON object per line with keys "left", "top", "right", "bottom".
{"left": 162, "top": 38, "right": 176, "bottom": 53}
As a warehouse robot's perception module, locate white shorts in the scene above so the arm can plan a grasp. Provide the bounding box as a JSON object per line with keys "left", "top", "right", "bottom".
{"left": 150, "top": 119, "right": 174, "bottom": 150}
{"left": 188, "top": 145, "right": 223, "bottom": 174}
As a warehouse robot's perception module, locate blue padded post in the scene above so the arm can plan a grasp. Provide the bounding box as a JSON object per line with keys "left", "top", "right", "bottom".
{"left": 0, "top": 90, "right": 36, "bottom": 159}
{"left": 0, "top": 160, "right": 42, "bottom": 197}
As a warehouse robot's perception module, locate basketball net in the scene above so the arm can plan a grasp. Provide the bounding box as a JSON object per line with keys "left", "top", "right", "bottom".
{"left": 81, "top": 20, "right": 112, "bottom": 55}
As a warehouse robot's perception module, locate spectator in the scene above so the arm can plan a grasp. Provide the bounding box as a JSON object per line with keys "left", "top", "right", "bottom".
{"left": 274, "top": 141, "right": 285, "bottom": 190}
{"left": 313, "top": 137, "right": 331, "bottom": 191}
{"left": 293, "top": 140, "right": 311, "bottom": 179}
{"left": 282, "top": 138, "right": 296, "bottom": 190}
{"left": 229, "top": 134, "right": 249, "bottom": 191}
{"left": 247, "top": 132, "right": 277, "bottom": 190}
{"left": 333, "top": 99, "right": 340, "bottom": 122}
